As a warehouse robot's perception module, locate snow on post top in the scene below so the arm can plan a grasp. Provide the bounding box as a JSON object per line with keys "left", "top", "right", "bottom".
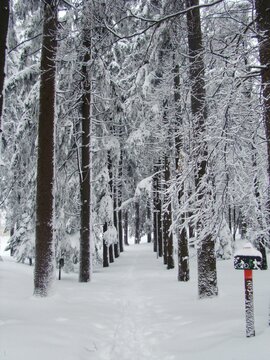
{"left": 234, "top": 242, "right": 262, "bottom": 258}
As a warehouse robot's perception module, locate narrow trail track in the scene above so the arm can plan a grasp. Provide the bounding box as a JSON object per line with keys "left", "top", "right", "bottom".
{"left": 94, "top": 243, "right": 178, "bottom": 360}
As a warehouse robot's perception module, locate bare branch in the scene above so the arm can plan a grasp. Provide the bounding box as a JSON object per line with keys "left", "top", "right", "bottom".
{"left": 104, "top": 0, "right": 224, "bottom": 40}
{"left": 8, "top": 33, "right": 42, "bottom": 54}
{"left": 129, "top": 0, "right": 224, "bottom": 24}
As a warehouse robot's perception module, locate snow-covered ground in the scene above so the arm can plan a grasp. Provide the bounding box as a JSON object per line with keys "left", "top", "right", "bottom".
{"left": 1, "top": 234, "right": 270, "bottom": 360}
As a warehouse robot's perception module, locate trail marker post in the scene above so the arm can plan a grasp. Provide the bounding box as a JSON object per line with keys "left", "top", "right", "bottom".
{"left": 234, "top": 242, "right": 262, "bottom": 338}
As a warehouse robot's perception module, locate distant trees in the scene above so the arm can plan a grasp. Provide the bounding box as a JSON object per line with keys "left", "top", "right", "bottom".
{"left": 34, "top": 0, "right": 58, "bottom": 296}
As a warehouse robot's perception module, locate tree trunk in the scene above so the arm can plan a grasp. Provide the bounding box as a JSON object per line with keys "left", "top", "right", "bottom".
{"left": 0, "top": 0, "right": 9, "bottom": 129}
{"left": 153, "top": 168, "right": 158, "bottom": 253}
{"left": 253, "top": 145, "right": 268, "bottom": 269}
{"left": 118, "top": 151, "right": 124, "bottom": 252}
{"left": 178, "top": 224, "right": 189, "bottom": 281}
{"left": 79, "top": 12, "right": 92, "bottom": 282}
{"left": 124, "top": 211, "right": 129, "bottom": 246}
{"left": 118, "top": 207, "right": 124, "bottom": 251}
{"left": 135, "top": 200, "right": 140, "bottom": 244}
{"left": 153, "top": 164, "right": 163, "bottom": 257}
{"left": 157, "top": 188, "right": 163, "bottom": 257}
{"left": 255, "top": 1, "right": 270, "bottom": 265}
{"left": 163, "top": 155, "right": 174, "bottom": 269}
{"left": 147, "top": 201, "right": 152, "bottom": 243}
{"left": 109, "top": 244, "right": 114, "bottom": 263}
{"left": 255, "top": 0, "right": 270, "bottom": 192}
{"left": 174, "top": 59, "right": 190, "bottom": 281}
{"left": 103, "top": 223, "right": 109, "bottom": 267}
{"left": 186, "top": 0, "right": 218, "bottom": 298}
{"left": 108, "top": 150, "right": 119, "bottom": 258}
{"left": 34, "top": 0, "right": 58, "bottom": 296}
{"left": 113, "top": 200, "right": 119, "bottom": 258}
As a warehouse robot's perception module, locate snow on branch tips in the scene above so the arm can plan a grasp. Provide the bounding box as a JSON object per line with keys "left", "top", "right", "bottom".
{"left": 134, "top": 176, "right": 153, "bottom": 199}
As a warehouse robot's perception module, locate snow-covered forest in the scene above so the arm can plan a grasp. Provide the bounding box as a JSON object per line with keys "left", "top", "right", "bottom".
{"left": 1, "top": 0, "right": 270, "bottom": 358}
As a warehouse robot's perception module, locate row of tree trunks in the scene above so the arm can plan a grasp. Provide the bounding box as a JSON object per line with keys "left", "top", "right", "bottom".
{"left": 152, "top": 158, "right": 175, "bottom": 270}
{"left": 103, "top": 149, "right": 124, "bottom": 267}
{"left": 153, "top": 164, "right": 162, "bottom": 257}
{"left": 34, "top": 0, "right": 95, "bottom": 293}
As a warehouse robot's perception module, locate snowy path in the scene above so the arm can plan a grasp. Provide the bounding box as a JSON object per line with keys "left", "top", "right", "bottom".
{"left": 1, "top": 241, "right": 270, "bottom": 360}
{"left": 97, "top": 244, "right": 179, "bottom": 360}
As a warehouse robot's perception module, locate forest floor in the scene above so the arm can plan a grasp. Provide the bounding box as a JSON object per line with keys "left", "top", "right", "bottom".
{"left": 0, "top": 236, "right": 270, "bottom": 360}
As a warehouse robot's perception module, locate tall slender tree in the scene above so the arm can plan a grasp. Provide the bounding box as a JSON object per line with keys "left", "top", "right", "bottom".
{"left": 163, "top": 155, "right": 174, "bottom": 269}
{"left": 79, "top": 1, "right": 92, "bottom": 282}
{"left": 173, "top": 59, "right": 190, "bottom": 281}
{"left": 0, "top": 0, "right": 10, "bottom": 132}
{"left": 186, "top": 0, "right": 218, "bottom": 298}
{"left": 34, "top": 0, "right": 58, "bottom": 296}
{"left": 255, "top": 0, "right": 270, "bottom": 212}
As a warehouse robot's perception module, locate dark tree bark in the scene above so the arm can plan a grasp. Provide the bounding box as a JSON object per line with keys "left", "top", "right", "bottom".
{"left": 252, "top": 145, "right": 268, "bottom": 269}
{"left": 174, "top": 61, "right": 190, "bottom": 281}
{"left": 163, "top": 155, "right": 174, "bottom": 269}
{"left": 255, "top": 1, "right": 270, "bottom": 263}
{"left": 255, "top": 0, "right": 270, "bottom": 190}
{"left": 153, "top": 168, "right": 159, "bottom": 253}
{"left": 118, "top": 151, "right": 124, "bottom": 252}
{"left": 118, "top": 205, "right": 124, "bottom": 251}
{"left": 153, "top": 165, "right": 163, "bottom": 256}
{"left": 109, "top": 244, "right": 114, "bottom": 263}
{"left": 79, "top": 16, "right": 92, "bottom": 282}
{"left": 147, "top": 201, "right": 152, "bottom": 243}
{"left": 113, "top": 182, "right": 120, "bottom": 259}
{"left": 186, "top": 0, "right": 218, "bottom": 298}
{"left": 34, "top": 0, "right": 58, "bottom": 296}
{"left": 103, "top": 223, "right": 109, "bottom": 267}
{"left": 124, "top": 210, "right": 129, "bottom": 246}
{"left": 108, "top": 150, "right": 119, "bottom": 259}
{"left": 0, "top": 0, "right": 9, "bottom": 129}
{"left": 135, "top": 200, "right": 140, "bottom": 244}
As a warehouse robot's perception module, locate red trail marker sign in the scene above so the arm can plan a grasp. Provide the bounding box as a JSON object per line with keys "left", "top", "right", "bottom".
{"left": 234, "top": 243, "right": 262, "bottom": 337}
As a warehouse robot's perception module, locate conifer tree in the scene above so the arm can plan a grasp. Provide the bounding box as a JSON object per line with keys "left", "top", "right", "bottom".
{"left": 185, "top": 0, "right": 218, "bottom": 298}
{"left": 0, "top": 0, "right": 9, "bottom": 131}
{"left": 255, "top": 1, "right": 270, "bottom": 237}
{"left": 255, "top": 0, "right": 270, "bottom": 179}
{"left": 79, "top": 0, "right": 92, "bottom": 283}
{"left": 34, "top": 0, "right": 58, "bottom": 296}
